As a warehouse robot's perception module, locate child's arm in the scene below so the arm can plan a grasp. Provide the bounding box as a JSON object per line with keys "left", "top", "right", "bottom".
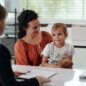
{"left": 68, "top": 55, "right": 73, "bottom": 68}
{"left": 67, "top": 44, "right": 74, "bottom": 68}
{"left": 54, "top": 64, "right": 62, "bottom": 68}
{"left": 42, "top": 56, "right": 57, "bottom": 67}
{"left": 42, "top": 56, "right": 62, "bottom": 68}
{"left": 69, "top": 55, "right": 72, "bottom": 60}
{"left": 42, "top": 44, "right": 57, "bottom": 67}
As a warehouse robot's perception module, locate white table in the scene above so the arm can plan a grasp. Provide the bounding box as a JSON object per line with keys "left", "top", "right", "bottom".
{"left": 12, "top": 65, "right": 86, "bottom": 86}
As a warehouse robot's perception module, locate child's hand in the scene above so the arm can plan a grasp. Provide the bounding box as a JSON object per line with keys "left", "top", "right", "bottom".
{"left": 61, "top": 57, "right": 73, "bottom": 68}
{"left": 51, "top": 64, "right": 58, "bottom": 67}
{"left": 55, "top": 64, "right": 62, "bottom": 68}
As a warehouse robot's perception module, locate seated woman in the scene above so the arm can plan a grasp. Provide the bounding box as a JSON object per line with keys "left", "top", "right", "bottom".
{"left": 0, "top": 4, "right": 50, "bottom": 86}
{"left": 15, "top": 10, "right": 52, "bottom": 66}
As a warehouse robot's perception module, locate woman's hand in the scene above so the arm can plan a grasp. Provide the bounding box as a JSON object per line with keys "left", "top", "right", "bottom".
{"left": 14, "top": 71, "right": 25, "bottom": 77}
{"left": 35, "top": 76, "right": 51, "bottom": 84}
{"left": 61, "top": 57, "right": 73, "bottom": 68}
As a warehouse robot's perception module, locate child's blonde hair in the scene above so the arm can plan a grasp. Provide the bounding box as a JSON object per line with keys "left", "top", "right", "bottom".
{"left": 52, "top": 23, "right": 68, "bottom": 37}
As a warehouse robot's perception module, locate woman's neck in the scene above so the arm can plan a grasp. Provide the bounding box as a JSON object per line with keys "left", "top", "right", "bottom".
{"left": 22, "top": 32, "right": 42, "bottom": 44}
{"left": 26, "top": 33, "right": 38, "bottom": 40}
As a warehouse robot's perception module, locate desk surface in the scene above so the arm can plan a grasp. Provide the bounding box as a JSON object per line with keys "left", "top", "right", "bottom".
{"left": 12, "top": 65, "right": 86, "bottom": 86}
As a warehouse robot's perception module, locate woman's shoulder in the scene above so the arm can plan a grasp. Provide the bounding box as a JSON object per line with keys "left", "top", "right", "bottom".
{"left": 41, "top": 31, "right": 52, "bottom": 42}
{"left": 0, "top": 44, "right": 5, "bottom": 48}
{"left": 41, "top": 31, "right": 51, "bottom": 37}
{"left": 0, "top": 44, "right": 11, "bottom": 59}
{"left": 15, "top": 39, "right": 25, "bottom": 48}
{"left": 0, "top": 44, "right": 9, "bottom": 51}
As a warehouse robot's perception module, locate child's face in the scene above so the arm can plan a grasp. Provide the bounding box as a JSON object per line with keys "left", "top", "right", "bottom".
{"left": 52, "top": 28, "right": 67, "bottom": 45}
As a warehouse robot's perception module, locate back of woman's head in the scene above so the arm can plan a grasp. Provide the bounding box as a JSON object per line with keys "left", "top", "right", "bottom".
{"left": 18, "top": 10, "right": 38, "bottom": 39}
{"left": 0, "top": 4, "right": 7, "bottom": 20}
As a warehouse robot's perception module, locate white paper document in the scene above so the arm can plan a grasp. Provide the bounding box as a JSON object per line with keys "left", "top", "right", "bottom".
{"left": 12, "top": 65, "right": 32, "bottom": 73}
{"left": 18, "top": 69, "right": 57, "bottom": 79}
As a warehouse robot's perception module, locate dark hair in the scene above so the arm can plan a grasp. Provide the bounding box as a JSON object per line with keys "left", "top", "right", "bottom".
{"left": 0, "top": 4, "right": 7, "bottom": 20}
{"left": 18, "top": 10, "right": 38, "bottom": 39}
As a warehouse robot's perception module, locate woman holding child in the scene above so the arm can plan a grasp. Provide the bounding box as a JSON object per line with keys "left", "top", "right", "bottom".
{"left": 15, "top": 10, "right": 74, "bottom": 68}
{"left": 15, "top": 10, "right": 52, "bottom": 66}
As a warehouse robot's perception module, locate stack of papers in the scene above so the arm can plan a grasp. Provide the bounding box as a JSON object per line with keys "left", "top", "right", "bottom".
{"left": 18, "top": 69, "right": 57, "bottom": 79}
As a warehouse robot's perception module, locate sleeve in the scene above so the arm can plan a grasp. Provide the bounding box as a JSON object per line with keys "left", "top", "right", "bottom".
{"left": 0, "top": 45, "right": 40, "bottom": 86}
{"left": 16, "top": 78, "right": 39, "bottom": 86}
{"left": 45, "top": 31, "right": 53, "bottom": 43}
{"left": 0, "top": 44, "right": 16, "bottom": 86}
{"left": 69, "top": 44, "right": 75, "bottom": 56}
{"left": 42, "top": 31, "right": 52, "bottom": 46}
{"left": 42, "top": 44, "right": 50, "bottom": 57}
{"left": 15, "top": 41, "right": 29, "bottom": 65}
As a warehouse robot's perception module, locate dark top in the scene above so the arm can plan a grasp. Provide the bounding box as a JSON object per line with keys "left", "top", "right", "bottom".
{"left": 0, "top": 44, "right": 39, "bottom": 86}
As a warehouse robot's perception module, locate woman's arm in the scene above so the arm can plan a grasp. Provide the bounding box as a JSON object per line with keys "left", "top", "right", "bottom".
{"left": 15, "top": 41, "right": 30, "bottom": 65}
